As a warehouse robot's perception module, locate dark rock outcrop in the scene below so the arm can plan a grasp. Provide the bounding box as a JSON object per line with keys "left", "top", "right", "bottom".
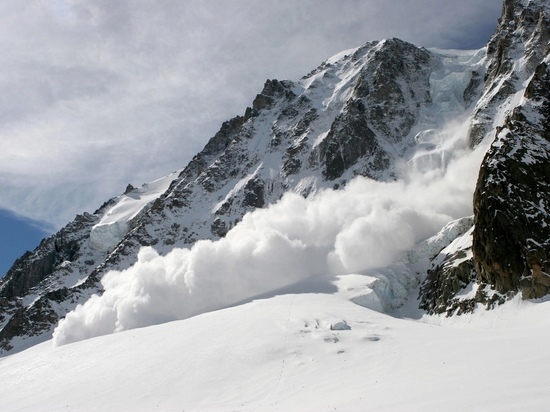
{"left": 419, "top": 0, "right": 550, "bottom": 315}
{"left": 471, "top": 0, "right": 550, "bottom": 299}
{"left": 319, "top": 38, "right": 440, "bottom": 181}
{"left": 0, "top": 212, "right": 99, "bottom": 300}
{"left": 473, "top": 67, "right": 550, "bottom": 299}
{"left": 420, "top": 250, "right": 476, "bottom": 316}
{"left": 468, "top": 0, "right": 550, "bottom": 147}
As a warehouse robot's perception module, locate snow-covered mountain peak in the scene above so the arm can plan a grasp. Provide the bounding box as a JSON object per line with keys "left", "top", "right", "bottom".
{"left": 1, "top": 0, "right": 549, "bottom": 360}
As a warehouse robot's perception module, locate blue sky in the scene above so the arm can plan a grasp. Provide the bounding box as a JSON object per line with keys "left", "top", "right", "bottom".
{"left": 0, "top": 210, "right": 50, "bottom": 276}
{"left": 0, "top": 0, "right": 503, "bottom": 276}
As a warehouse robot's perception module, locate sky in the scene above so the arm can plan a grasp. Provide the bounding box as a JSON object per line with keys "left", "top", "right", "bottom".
{"left": 0, "top": 0, "right": 503, "bottom": 275}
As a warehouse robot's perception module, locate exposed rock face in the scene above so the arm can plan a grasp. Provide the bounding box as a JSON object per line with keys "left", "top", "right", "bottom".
{"left": 319, "top": 39, "right": 439, "bottom": 181}
{"left": 473, "top": 65, "right": 550, "bottom": 299}
{"left": 0, "top": 211, "right": 106, "bottom": 350}
{"left": 467, "top": 0, "right": 550, "bottom": 147}
{"left": 420, "top": 0, "right": 550, "bottom": 315}
{"left": 419, "top": 220, "right": 478, "bottom": 316}
{"left": 0, "top": 213, "right": 97, "bottom": 300}
{"left": 472, "top": 0, "right": 550, "bottom": 299}
{"left": 319, "top": 101, "right": 381, "bottom": 181}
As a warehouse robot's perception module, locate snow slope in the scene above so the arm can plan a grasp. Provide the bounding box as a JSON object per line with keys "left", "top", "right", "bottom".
{"left": 1, "top": 291, "right": 550, "bottom": 411}
{"left": 89, "top": 171, "right": 180, "bottom": 252}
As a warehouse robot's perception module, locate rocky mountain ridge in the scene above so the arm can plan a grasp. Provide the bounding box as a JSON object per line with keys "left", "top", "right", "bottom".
{"left": 1, "top": 0, "right": 548, "bottom": 353}
{"left": 420, "top": 0, "right": 550, "bottom": 314}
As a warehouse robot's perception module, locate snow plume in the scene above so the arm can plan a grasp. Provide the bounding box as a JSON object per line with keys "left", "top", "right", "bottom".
{"left": 53, "top": 125, "right": 486, "bottom": 346}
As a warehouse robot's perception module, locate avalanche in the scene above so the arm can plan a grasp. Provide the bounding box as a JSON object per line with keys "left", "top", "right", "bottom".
{"left": 51, "top": 44, "right": 490, "bottom": 347}
{"left": 52, "top": 146, "right": 483, "bottom": 345}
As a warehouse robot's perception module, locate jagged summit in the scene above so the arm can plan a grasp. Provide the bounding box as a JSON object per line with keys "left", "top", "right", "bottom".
{"left": 0, "top": 0, "right": 548, "bottom": 353}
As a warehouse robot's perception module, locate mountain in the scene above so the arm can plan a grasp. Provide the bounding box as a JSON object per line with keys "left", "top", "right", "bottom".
{"left": 0, "top": 0, "right": 548, "bottom": 355}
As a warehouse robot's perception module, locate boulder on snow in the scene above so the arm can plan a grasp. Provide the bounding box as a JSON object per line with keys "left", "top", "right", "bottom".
{"left": 330, "top": 320, "right": 351, "bottom": 331}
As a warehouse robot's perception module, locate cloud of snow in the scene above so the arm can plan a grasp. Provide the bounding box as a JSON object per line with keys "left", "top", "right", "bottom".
{"left": 53, "top": 121, "right": 488, "bottom": 346}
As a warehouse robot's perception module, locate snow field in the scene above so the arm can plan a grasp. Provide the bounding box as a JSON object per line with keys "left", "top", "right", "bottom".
{"left": 3, "top": 293, "right": 550, "bottom": 411}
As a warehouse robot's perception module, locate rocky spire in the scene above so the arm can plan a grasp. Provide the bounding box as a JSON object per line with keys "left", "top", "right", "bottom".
{"left": 421, "top": 0, "right": 550, "bottom": 315}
